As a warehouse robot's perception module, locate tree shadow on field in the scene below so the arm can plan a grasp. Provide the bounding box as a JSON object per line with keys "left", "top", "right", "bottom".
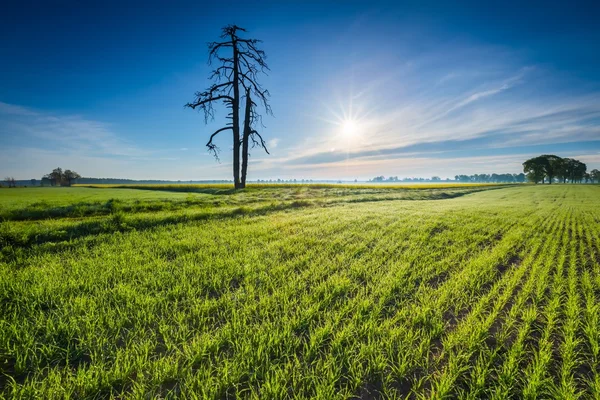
{"left": 2, "top": 199, "right": 119, "bottom": 221}
{"left": 120, "top": 186, "right": 240, "bottom": 196}
{"left": 2, "top": 195, "right": 224, "bottom": 222}
{"left": 1, "top": 201, "right": 314, "bottom": 260}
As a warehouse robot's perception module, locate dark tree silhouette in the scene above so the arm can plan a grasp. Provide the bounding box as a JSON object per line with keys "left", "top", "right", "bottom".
{"left": 523, "top": 156, "right": 547, "bottom": 184}
{"left": 41, "top": 168, "right": 80, "bottom": 186}
{"left": 591, "top": 169, "right": 600, "bottom": 183}
{"left": 185, "top": 25, "right": 272, "bottom": 189}
{"left": 64, "top": 170, "right": 81, "bottom": 186}
{"left": 572, "top": 160, "right": 587, "bottom": 183}
{"left": 241, "top": 88, "right": 270, "bottom": 187}
{"left": 48, "top": 168, "right": 64, "bottom": 186}
{"left": 539, "top": 154, "right": 561, "bottom": 184}
{"left": 558, "top": 158, "right": 587, "bottom": 183}
{"left": 523, "top": 155, "right": 587, "bottom": 184}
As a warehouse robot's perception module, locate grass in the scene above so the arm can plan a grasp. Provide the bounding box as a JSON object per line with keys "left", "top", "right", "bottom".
{"left": 1, "top": 184, "right": 599, "bottom": 398}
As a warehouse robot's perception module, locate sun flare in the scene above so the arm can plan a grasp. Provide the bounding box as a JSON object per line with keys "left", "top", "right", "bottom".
{"left": 341, "top": 119, "right": 358, "bottom": 137}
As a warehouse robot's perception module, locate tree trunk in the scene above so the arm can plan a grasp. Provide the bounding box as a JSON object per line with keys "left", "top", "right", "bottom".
{"left": 241, "top": 88, "right": 252, "bottom": 188}
{"left": 232, "top": 39, "right": 241, "bottom": 189}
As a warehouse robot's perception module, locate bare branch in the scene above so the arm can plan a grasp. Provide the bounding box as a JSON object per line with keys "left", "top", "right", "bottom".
{"left": 238, "top": 50, "right": 269, "bottom": 72}
{"left": 208, "top": 42, "right": 233, "bottom": 58}
{"left": 249, "top": 129, "right": 269, "bottom": 154}
{"left": 210, "top": 65, "right": 234, "bottom": 81}
{"left": 185, "top": 94, "right": 233, "bottom": 110}
{"left": 206, "top": 126, "right": 233, "bottom": 160}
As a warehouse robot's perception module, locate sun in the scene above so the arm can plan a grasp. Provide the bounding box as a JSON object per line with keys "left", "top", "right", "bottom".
{"left": 341, "top": 119, "right": 358, "bottom": 137}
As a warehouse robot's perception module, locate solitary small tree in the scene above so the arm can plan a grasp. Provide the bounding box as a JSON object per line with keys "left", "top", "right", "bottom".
{"left": 186, "top": 25, "right": 271, "bottom": 189}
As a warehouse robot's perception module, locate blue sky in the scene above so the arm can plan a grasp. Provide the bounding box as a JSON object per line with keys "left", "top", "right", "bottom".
{"left": 1, "top": 0, "right": 599, "bottom": 180}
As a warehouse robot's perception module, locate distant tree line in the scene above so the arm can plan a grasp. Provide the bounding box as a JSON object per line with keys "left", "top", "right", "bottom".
{"left": 454, "top": 173, "right": 526, "bottom": 183}
{"left": 371, "top": 176, "right": 446, "bottom": 182}
{"left": 368, "top": 174, "right": 526, "bottom": 183}
{"left": 523, "top": 155, "right": 599, "bottom": 184}
{"left": 3, "top": 177, "right": 17, "bottom": 188}
{"left": 41, "top": 168, "right": 81, "bottom": 186}
{"left": 0, "top": 177, "right": 35, "bottom": 188}
{"left": 255, "top": 178, "right": 315, "bottom": 183}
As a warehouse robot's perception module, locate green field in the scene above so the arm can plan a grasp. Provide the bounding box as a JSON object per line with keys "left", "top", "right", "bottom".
{"left": 1, "top": 184, "right": 599, "bottom": 398}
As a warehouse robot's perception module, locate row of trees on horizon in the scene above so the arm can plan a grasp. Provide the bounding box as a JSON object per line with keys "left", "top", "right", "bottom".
{"left": 523, "top": 155, "right": 599, "bottom": 184}
{"left": 455, "top": 173, "right": 527, "bottom": 183}
{"left": 4, "top": 169, "right": 600, "bottom": 188}
{"left": 370, "top": 174, "right": 528, "bottom": 183}
{"left": 3, "top": 177, "right": 17, "bottom": 188}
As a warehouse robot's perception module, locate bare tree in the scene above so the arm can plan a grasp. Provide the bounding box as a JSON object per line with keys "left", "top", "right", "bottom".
{"left": 185, "top": 25, "right": 271, "bottom": 189}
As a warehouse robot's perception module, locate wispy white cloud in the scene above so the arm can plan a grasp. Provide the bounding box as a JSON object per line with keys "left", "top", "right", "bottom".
{"left": 573, "top": 153, "right": 600, "bottom": 166}
{"left": 0, "top": 102, "right": 146, "bottom": 158}
{"left": 0, "top": 102, "right": 38, "bottom": 117}
{"left": 418, "top": 67, "right": 532, "bottom": 127}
